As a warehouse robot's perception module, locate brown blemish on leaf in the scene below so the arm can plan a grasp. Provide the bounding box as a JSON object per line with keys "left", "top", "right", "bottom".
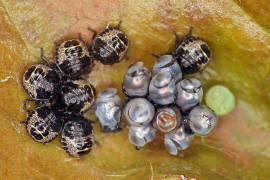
{"left": 207, "top": 108, "right": 250, "bottom": 166}
{"left": 185, "top": 0, "right": 208, "bottom": 23}
{"left": 208, "top": 107, "right": 270, "bottom": 166}
{"left": 37, "top": 0, "right": 120, "bottom": 33}
{"left": 156, "top": 0, "right": 175, "bottom": 30}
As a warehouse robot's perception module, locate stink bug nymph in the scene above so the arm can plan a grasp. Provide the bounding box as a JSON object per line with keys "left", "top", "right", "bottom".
{"left": 24, "top": 106, "right": 64, "bottom": 144}
{"left": 89, "top": 22, "right": 129, "bottom": 65}
{"left": 61, "top": 116, "right": 94, "bottom": 157}
{"left": 54, "top": 39, "right": 94, "bottom": 79}
{"left": 174, "top": 27, "right": 211, "bottom": 74}
{"left": 57, "top": 79, "right": 96, "bottom": 114}
{"left": 22, "top": 63, "right": 61, "bottom": 102}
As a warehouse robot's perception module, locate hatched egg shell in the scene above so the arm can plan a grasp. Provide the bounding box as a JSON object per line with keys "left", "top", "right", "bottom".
{"left": 152, "top": 54, "right": 182, "bottom": 82}
{"left": 122, "top": 62, "right": 151, "bottom": 97}
{"left": 124, "top": 98, "right": 155, "bottom": 126}
{"left": 128, "top": 123, "right": 157, "bottom": 148}
{"left": 188, "top": 105, "right": 218, "bottom": 136}
{"left": 164, "top": 125, "right": 194, "bottom": 156}
{"left": 176, "top": 78, "right": 203, "bottom": 112}
{"left": 153, "top": 106, "right": 182, "bottom": 133}
{"left": 94, "top": 88, "right": 123, "bottom": 133}
{"left": 148, "top": 71, "right": 176, "bottom": 105}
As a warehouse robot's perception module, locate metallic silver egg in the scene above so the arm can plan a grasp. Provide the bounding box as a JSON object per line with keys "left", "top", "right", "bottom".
{"left": 122, "top": 62, "right": 151, "bottom": 97}
{"left": 164, "top": 125, "right": 194, "bottom": 156}
{"left": 93, "top": 88, "right": 123, "bottom": 132}
{"left": 153, "top": 106, "right": 182, "bottom": 133}
{"left": 176, "top": 78, "right": 203, "bottom": 112}
{"left": 189, "top": 105, "right": 218, "bottom": 136}
{"left": 124, "top": 98, "right": 155, "bottom": 126}
{"left": 152, "top": 55, "right": 182, "bottom": 82}
{"left": 148, "top": 71, "right": 176, "bottom": 105}
{"left": 129, "top": 123, "right": 157, "bottom": 148}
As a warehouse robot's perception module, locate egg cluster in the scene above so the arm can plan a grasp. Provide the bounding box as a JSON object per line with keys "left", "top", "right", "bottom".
{"left": 121, "top": 29, "right": 217, "bottom": 156}
{"left": 21, "top": 23, "right": 129, "bottom": 157}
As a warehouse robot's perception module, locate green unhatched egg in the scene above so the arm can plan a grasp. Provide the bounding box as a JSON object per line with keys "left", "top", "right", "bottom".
{"left": 205, "top": 85, "right": 235, "bottom": 116}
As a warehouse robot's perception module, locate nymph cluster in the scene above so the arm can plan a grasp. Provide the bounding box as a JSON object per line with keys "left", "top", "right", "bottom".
{"left": 21, "top": 23, "right": 129, "bottom": 157}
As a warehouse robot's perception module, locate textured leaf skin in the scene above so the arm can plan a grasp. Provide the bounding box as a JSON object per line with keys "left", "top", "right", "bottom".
{"left": 1, "top": 0, "right": 270, "bottom": 179}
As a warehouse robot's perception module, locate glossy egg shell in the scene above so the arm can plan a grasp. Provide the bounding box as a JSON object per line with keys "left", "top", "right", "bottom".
{"left": 122, "top": 62, "right": 151, "bottom": 98}
{"left": 94, "top": 88, "right": 123, "bottom": 132}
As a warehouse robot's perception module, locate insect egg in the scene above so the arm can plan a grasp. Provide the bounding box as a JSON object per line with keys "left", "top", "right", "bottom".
{"left": 128, "top": 123, "right": 157, "bottom": 148}
{"left": 93, "top": 88, "right": 123, "bottom": 133}
{"left": 175, "top": 78, "right": 203, "bottom": 112}
{"left": 148, "top": 71, "right": 176, "bottom": 105}
{"left": 164, "top": 125, "right": 194, "bottom": 156}
{"left": 122, "top": 62, "right": 151, "bottom": 98}
{"left": 152, "top": 54, "right": 182, "bottom": 82}
{"left": 205, "top": 85, "right": 235, "bottom": 116}
{"left": 124, "top": 98, "right": 155, "bottom": 126}
{"left": 188, "top": 105, "right": 218, "bottom": 136}
{"left": 153, "top": 106, "right": 181, "bottom": 133}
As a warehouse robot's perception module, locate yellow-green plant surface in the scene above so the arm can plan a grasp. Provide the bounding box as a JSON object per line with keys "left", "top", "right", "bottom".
{"left": 1, "top": 0, "right": 270, "bottom": 179}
